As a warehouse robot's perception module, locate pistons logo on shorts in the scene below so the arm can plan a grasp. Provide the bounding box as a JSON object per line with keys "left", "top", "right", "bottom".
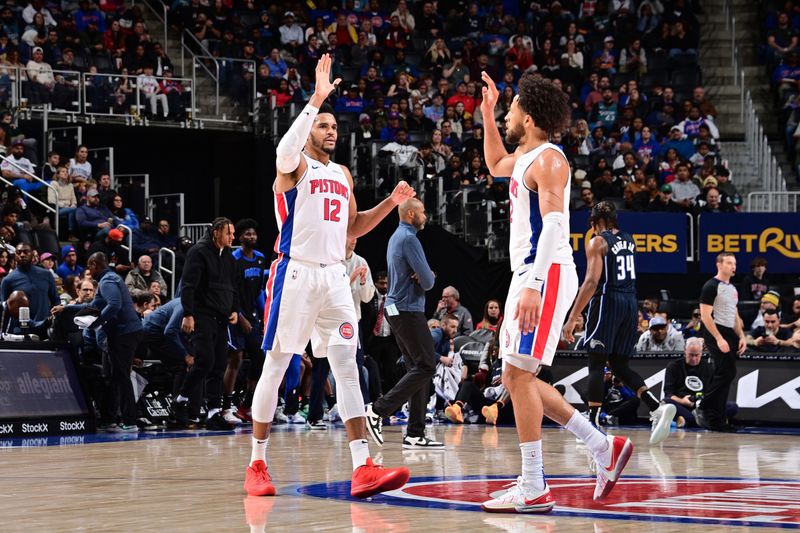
{"left": 504, "top": 330, "right": 511, "bottom": 348}
{"left": 339, "top": 322, "right": 355, "bottom": 339}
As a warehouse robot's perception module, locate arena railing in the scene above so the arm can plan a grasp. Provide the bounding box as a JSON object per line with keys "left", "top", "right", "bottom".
{"left": 80, "top": 72, "right": 195, "bottom": 124}
{"left": 117, "top": 223, "right": 133, "bottom": 264}
{"left": 180, "top": 223, "right": 211, "bottom": 243}
{"left": 746, "top": 191, "right": 800, "bottom": 211}
{"left": 147, "top": 193, "right": 185, "bottom": 231}
{"left": 158, "top": 247, "right": 177, "bottom": 299}
{"left": 0, "top": 153, "right": 60, "bottom": 236}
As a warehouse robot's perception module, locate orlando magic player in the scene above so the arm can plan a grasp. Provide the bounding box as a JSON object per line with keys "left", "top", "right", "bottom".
{"left": 244, "top": 54, "right": 414, "bottom": 499}
{"left": 562, "top": 201, "right": 676, "bottom": 445}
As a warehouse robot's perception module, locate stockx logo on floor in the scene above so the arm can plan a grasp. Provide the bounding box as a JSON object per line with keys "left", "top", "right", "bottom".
{"left": 297, "top": 475, "right": 800, "bottom": 528}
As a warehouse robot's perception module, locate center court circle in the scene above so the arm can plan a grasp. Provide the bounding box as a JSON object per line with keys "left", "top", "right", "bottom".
{"left": 296, "top": 475, "right": 800, "bottom": 528}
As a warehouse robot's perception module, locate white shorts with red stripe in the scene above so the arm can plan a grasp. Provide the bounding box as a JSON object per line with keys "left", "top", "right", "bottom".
{"left": 500, "top": 262, "right": 578, "bottom": 372}
{"left": 261, "top": 256, "right": 358, "bottom": 356}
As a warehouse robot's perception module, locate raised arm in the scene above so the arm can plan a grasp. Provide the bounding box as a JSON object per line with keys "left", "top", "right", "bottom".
{"left": 480, "top": 71, "right": 516, "bottom": 177}
{"left": 563, "top": 235, "right": 607, "bottom": 343}
{"left": 274, "top": 54, "right": 341, "bottom": 193}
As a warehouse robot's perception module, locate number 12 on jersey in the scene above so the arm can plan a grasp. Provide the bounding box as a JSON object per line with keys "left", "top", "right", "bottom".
{"left": 616, "top": 255, "right": 636, "bottom": 280}
{"left": 323, "top": 198, "right": 341, "bottom": 222}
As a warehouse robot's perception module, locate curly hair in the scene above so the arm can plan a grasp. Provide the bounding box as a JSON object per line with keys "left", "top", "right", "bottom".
{"left": 589, "top": 200, "right": 618, "bottom": 230}
{"left": 516, "top": 73, "right": 571, "bottom": 136}
{"left": 235, "top": 218, "right": 259, "bottom": 237}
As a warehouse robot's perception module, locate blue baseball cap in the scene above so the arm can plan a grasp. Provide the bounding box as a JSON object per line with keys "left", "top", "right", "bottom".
{"left": 61, "top": 245, "right": 76, "bottom": 258}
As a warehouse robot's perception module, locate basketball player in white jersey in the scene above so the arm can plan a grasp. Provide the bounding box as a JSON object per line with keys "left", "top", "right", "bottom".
{"left": 244, "top": 55, "right": 414, "bottom": 498}
{"left": 479, "top": 72, "right": 633, "bottom": 513}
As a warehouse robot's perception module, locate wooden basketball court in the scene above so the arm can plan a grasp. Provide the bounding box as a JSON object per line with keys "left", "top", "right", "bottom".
{"left": 2, "top": 423, "right": 799, "bottom": 531}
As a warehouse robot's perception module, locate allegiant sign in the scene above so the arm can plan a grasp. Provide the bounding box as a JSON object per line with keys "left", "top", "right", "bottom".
{"left": 570, "top": 211, "right": 687, "bottom": 273}
{"left": 699, "top": 213, "right": 800, "bottom": 273}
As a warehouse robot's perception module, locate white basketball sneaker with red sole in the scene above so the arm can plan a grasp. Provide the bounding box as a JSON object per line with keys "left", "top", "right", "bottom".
{"left": 481, "top": 477, "right": 555, "bottom": 513}
{"left": 593, "top": 435, "right": 633, "bottom": 501}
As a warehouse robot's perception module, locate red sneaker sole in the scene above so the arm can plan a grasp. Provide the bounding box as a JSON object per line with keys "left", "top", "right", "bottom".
{"left": 244, "top": 483, "right": 276, "bottom": 497}
{"left": 350, "top": 468, "right": 411, "bottom": 498}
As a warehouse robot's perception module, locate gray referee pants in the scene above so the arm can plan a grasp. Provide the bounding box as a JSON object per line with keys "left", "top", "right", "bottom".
{"left": 373, "top": 312, "right": 436, "bottom": 438}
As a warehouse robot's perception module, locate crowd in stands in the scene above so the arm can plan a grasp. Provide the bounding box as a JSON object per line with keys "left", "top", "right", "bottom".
{"left": 764, "top": 0, "right": 800, "bottom": 178}
{"left": 0, "top": 0, "right": 191, "bottom": 120}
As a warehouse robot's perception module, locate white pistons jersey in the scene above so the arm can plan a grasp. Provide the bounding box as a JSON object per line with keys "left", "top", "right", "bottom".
{"left": 274, "top": 153, "right": 351, "bottom": 265}
{"left": 508, "top": 143, "right": 575, "bottom": 271}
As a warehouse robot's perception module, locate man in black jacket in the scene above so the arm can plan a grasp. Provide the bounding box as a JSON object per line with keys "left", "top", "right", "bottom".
{"left": 170, "top": 217, "right": 239, "bottom": 431}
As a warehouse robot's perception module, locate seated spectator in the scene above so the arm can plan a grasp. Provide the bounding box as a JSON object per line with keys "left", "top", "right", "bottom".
{"left": 109, "top": 194, "right": 139, "bottom": 229}
{"left": 751, "top": 290, "right": 781, "bottom": 329}
{"left": 1, "top": 141, "right": 35, "bottom": 181}
{"left": 747, "top": 309, "right": 796, "bottom": 352}
{"left": 620, "top": 37, "right": 647, "bottom": 75}
{"left": 575, "top": 184, "right": 596, "bottom": 210}
{"left": 335, "top": 84, "right": 366, "bottom": 113}
{"left": 157, "top": 219, "right": 178, "bottom": 249}
{"left": 432, "top": 314, "right": 467, "bottom": 405}
{"left": 88, "top": 228, "right": 132, "bottom": 276}
{"left": 633, "top": 126, "right": 660, "bottom": 161}
{"left": 97, "top": 175, "right": 117, "bottom": 209}
{"left": 740, "top": 257, "right": 770, "bottom": 301}
{"left": 683, "top": 308, "right": 703, "bottom": 339}
{"left": 670, "top": 163, "right": 701, "bottom": 209}
{"left": 592, "top": 169, "right": 624, "bottom": 201}
{"left": 380, "top": 112, "right": 402, "bottom": 141}
{"left": 660, "top": 126, "right": 696, "bottom": 161}
{"left": 676, "top": 106, "right": 720, "bottom": 140}
{"left": 695, "top": 187, "right": 735, "bottom": 214}
{"left": 26, "top": 46, "right": 55, "bottom": 104}
{"left": 715, "top": 169, "right": 739, "bottom": 200}
{"left": 76, "top": 278, "right": 97, "bottom": 304}
{"left": 264, "top": 48, "right": 288, "bottom": 79}
{"left": 433, "top": 286, "right": 474, "bottom": 336}
{"left": 476, "top": 299, "right": 502, "bottom": 332}
{"left": 126, "top": 254, "right": 167, "bottom": 295}
{"left": 131, "top": 217, "right": 161, "bottom": 259}
{"left": 663, "top": 338, "right": 738, "bottom": 428}
{"left": 590, "top": 88, "right": 619, "bottom": 131}
{"left": 39, "top": 252, "right": 58, "bottom": 279}
{"left": 440, "top": 120, "right": 462, "bottom": 153}
{"left": 636, "top": 316, "right": 686, "bottom": 352}
{"left": 69, "top": 144, "right": 93, "bottom": 183}
{"left": 47, "top": 165, "right": 78, "bottom": 238}
{"left": 0, "top": 242, "right": 59, "bottom": 338}
{"left": 646, "top": 184, "right": 684, "bottom": 212}
{"left": 56, "top": 245, "right": 85, "bottom": 280}
{"left": 668, "top": 20, "right": 698, "bottom": 58}
{"left": 623, "top": 169, "right": 648, "bottom": 208}
{"left": 407, "top": 103, "right": 435, "bottom": 133}
{"left": 76, "top": 188, "right": 115, "bottom": 238}
{"left": 782, "top": 296, "right": 800, "bottom": 328}
{"left": 766, "top": 11, "right": 798, "bottom": 63}
{"left": 138, "top": 65, "right": 169, "bottom": 119}
{"left": 0, "top": 290, "right": 32, "bottom": 335}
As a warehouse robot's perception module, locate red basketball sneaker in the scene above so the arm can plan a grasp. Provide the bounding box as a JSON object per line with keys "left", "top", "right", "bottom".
{"left": 593, "top": 435, "right": 633, "bottom": 501}
{"left": 350, "top": 458, "right": 410, "bottom": 498}
{"left": 244, "top": 460, "right": 276, "bottom": 496}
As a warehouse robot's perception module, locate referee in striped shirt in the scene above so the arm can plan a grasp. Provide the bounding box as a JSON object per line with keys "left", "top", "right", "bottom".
{"left": 696, "top": 252, "right": 746, "bottom": 432}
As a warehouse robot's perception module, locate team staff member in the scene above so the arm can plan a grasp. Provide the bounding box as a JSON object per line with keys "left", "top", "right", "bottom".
{"left": 87, "top": 252, "right": 143, "bottom": 432}
{"left": 223, "top": 219, "right": 268, "bottom": 425}
{"left": 173, "top": 217, "right": 240, "bottom": 431}
{"left": 366, "top": 198, "right": 444, "bottom": 449}
{"left": 696, "top": 252, "right": 746, "bottom": 432}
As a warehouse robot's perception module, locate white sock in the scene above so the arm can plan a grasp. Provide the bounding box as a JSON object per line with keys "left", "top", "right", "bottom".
{"left": 208, "top": 408, "right": 221, "bottom": 418}
{"left": 250, "top": 437, "right": 268, "bottom": 466}
{"left": 349, "top": 439, "right": 370, "bottom": 470}
{"left": 565, "top": 410, "right": 611, "bottom": 468}
{"left": 176, "top": 395, "right": 189, "bottom": 403}
{"left": 520, "top": 441, "right": 546, "bottom": 491}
